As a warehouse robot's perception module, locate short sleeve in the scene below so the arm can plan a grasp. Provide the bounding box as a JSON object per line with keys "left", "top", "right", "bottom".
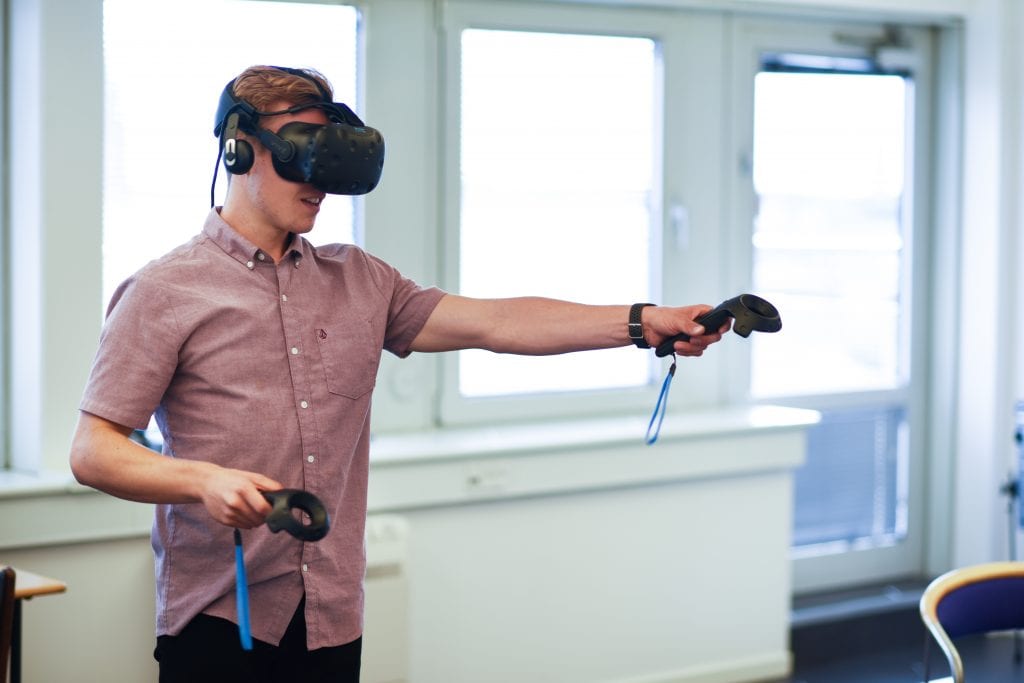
{"left": 79, "top": 275, "right": 185, "bottom": 429}
{"left": 360, "top": 251, "right": 446, "bottom": 358}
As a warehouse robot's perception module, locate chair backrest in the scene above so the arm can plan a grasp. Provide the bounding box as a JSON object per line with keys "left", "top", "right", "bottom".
{"left": 0, "top": 566, "right": 15, "bottom": 683}
{"left": 920, "top": 561, "right": 1024, "bottom": 683}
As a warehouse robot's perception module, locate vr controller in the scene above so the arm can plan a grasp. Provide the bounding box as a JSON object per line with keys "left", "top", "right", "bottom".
{"left": 235, "top": 488, "right": 331, "bottom": 650}
{"left": 263, "top": 489, "right": 330, "bottom": 542}
{"left": 655, "top": 293, "right": 782, "bottom": 357}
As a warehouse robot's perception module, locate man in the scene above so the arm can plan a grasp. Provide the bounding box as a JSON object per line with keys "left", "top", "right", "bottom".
{"left": 69, "top": 65, "right": 725, "bottom": 682}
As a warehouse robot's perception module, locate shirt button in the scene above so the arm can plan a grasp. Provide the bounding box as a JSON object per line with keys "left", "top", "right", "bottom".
{"left": 300, "top": 400, "right": 309, "bottom": 409}
{"left": 257, "top": 252, "right": 265, "bottom": 261}
{"left": 307, "top": 455, "right": 315, "bottom": 463}
{"left": 302, "top": 564, "right": 309, "bottom": 573}
{"left": 281, "top": 294, "right": 288, "bottom": 302}
{"left": 291, "top": 347, "right": 299, "bottom": 355}
{"left": 246, "top": 260, "right": 254, "bottom": 269}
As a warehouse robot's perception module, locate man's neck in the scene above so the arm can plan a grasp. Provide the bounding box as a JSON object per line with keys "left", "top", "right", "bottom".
{"left": 220, "top": 204, "right": 290, "bottom": 262}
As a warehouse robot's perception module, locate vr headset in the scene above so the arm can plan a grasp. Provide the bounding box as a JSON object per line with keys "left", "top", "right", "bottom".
{"left": 211, "top": 66, "right": 384, "bottom": 205}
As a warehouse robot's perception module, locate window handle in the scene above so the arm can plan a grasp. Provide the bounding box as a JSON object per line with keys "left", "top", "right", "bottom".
{"left": 669, "top": 202, "right": 690, "bottom": 249}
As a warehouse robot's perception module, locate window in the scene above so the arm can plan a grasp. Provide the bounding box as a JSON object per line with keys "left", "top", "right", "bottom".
{"left": 456, "top": 28, "right": 659, "bottom": 398}
{"left": 102, "top": 0, "right": 360, "bottom": 305}
{"left": 793, "top": 406, "right": 908, "bottom": 548}
{"left": 732, "top": 18, "right": 934, "bottom": 591}
{"left": 750, "top": 66, "right": 909, "bottom": 398}
{"left": 436, "top": 1, "right": 681, "bottom": 427}
{"left": 751, "top": 66, "right": 913, "bottom": 553}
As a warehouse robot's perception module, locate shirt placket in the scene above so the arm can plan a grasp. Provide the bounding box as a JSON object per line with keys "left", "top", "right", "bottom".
{"left": 275, "top": 253, "right": 321, "bottom": 590}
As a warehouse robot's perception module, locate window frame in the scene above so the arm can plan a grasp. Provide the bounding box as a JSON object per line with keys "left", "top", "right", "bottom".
{"left": 436, "top": 0, "right": 730, "bottom": 427}
{"left": 727, "top": 16, "right": 937, "bottom": 593}
{"left": 0, "top": 0, "right": 8, "bottom": 468}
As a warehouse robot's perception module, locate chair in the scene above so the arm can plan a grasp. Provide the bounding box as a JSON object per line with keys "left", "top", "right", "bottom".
{"left": 920, "top": 561, "right": 1024, "bottom": 682}
{"left": 0, "top": 567, "right": 15, "bottom": 683}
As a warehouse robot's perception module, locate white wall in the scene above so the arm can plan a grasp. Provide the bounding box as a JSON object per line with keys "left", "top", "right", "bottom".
{"left": 374, "top": 415, "right": 808, "bottom": 683}
{"left": 4, "top": 537, "right": 157, "bottom": 683}
{"left": 403, "top": 476, "right": 793, "bottom": 683}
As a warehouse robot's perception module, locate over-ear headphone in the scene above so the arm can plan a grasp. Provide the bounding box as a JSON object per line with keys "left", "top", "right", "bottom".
{"left": 219, "top": 108, "right": 255, "bottom": 175}
{"left": 214, "top": 66, "right": 333, "bottom": 175}
{"left": 211, "top": 66, "right": 385, "bottom": 206}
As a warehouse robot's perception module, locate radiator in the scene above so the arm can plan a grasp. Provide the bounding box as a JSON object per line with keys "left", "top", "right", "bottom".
{"left": 362, "top": 515, "right": 410, "bottom": 683}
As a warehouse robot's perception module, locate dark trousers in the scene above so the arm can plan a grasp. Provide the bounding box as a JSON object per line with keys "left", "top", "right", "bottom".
{"left": 155, "top": 598, "right": 361, "bottom": 683}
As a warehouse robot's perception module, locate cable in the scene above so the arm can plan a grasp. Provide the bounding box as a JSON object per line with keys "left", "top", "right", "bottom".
{"left": 234, "top": 528, "right": 253, "bottom": 651}
{"left": 645, "top": 356, "right": 676, "bottom": 445}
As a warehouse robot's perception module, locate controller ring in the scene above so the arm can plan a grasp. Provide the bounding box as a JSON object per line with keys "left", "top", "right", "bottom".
{"left": 263, "top": 489, "right": 331, "bottom": 542}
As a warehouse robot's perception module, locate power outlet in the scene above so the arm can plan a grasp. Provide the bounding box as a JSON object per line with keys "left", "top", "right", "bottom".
{"left": 464, "top": 463, "right": 509, "bottom": 494}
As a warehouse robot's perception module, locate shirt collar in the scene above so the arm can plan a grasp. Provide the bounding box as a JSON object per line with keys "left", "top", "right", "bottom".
{"left": 204, "top": 208, "right": 306, "bottom": 267}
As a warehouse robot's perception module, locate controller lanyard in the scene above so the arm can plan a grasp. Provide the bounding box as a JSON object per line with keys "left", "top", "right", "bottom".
{"left": 234, "top": 529, "right": 254, "bottom": 650}
{"left": 645, "top": 354, "right": 676, "bottom": 445}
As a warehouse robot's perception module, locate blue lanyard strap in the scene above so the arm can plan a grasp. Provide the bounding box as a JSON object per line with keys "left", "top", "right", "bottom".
{"left": 234, "top": 528, "right": 253, "bottom": 650}
{"left": 645, "top": 356, "right": 676, "bottom": 445}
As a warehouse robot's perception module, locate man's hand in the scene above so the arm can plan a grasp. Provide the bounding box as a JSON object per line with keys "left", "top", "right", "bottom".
{"left": 196, "top": 464, "right": 281, "bottom": 529}
{"left": 642, "top": 304, "right": 729, "bottom": 357}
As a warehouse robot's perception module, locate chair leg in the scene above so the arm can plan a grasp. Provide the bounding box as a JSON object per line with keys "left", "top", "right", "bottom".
{"left": 10, "top": 599, "right": 21, "bottom": 683}
{"left": 922, "top": 634, "right": 931, "bottom": 682}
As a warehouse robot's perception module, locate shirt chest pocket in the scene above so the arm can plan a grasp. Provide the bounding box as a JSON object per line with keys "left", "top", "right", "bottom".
{"left": 314, "top": 319, "right": 382, "bottom": 400}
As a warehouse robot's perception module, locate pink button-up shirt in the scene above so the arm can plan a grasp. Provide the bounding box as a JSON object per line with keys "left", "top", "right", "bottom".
{"left": 80, "top": 209, "right": 445, "bottom": 649}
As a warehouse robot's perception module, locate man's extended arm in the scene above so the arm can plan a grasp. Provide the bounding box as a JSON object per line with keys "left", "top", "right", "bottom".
{"left": 409, "top": 295, "right": 725, "bottom": 356}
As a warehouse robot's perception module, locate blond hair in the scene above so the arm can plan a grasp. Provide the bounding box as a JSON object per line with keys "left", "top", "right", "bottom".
{"left": 231, "top": 65, "right": 334, "bottom": 111}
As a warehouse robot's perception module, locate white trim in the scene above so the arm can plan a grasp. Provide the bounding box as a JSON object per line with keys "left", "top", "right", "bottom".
{"left": 607, "top": 651, "right": 791, "bottom": 683}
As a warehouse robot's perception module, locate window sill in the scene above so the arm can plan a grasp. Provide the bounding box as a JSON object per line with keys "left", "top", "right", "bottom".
{"left": 0, "top": 469, "right": 88, "bottom": 499}
{"left": 368, "top": 405, "right": 819, "bottom": 511}
{"left": 0, "top": 405, "right": 818, "bottom": 549}
{"left": 0, "top": 469, "right": 154, "bottom": 550}
{"left": 372, "top": 404, "right": 818, "bottom": 464}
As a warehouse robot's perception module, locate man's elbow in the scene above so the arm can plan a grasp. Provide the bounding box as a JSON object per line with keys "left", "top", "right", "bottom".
{"left": 68, "top": 412, "right": 111, "bottom": 488}
{"left": 69, "top": 440, "right": 97, "bottom": 488}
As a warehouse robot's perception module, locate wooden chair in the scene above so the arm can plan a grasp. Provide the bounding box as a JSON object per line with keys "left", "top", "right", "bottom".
{"left": 920, "top": 561, "right": 1024, "bottom": 682}
{"left": 0, "top": 567, "right": 15, "bottom": 683}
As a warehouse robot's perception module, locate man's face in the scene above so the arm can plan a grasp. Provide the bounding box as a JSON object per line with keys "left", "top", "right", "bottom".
{"left": 235, "top": 101, "right": 330, "bottom": 235}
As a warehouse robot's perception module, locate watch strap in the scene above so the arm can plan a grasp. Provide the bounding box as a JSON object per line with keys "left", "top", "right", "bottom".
{"left": 629, "top": 303, "right": 655, "bottom": 349}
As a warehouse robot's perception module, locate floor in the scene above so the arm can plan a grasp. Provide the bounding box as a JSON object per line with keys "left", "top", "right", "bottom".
{"left": 777, "top": 581, "right": 1024, "bottom": 683}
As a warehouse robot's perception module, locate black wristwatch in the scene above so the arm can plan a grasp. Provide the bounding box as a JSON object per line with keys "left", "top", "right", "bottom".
{"left": 629, "top": 303, "right": 655, "bottom": 349}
